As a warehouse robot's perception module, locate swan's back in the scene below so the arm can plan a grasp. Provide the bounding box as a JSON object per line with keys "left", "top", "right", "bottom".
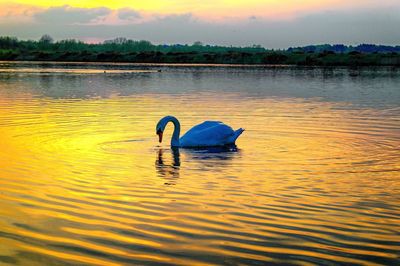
{"left": 186, "top": 121, "right": 223, "bottom": 132}
{"left": 180, "top": 121, "right": 243, "bottom": 147}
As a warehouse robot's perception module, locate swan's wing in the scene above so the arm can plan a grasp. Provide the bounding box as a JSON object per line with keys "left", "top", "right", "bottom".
{"left": 180, "top": 121, "right": 236, "bottom": 147}
{"left": 184, "top": 121, "right": 223, "bottom": 132}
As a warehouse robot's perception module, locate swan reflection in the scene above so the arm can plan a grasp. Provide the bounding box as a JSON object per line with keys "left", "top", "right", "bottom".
{"left": 155, "top": 148, "right": 181, "bottom": 185}
{"left": 155, "top": 145, "right": 240, "bottom": 185}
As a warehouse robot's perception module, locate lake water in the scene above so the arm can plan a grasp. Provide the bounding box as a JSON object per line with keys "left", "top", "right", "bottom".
{"left": 0, "top": 61, "right": 399, "bottom": 265}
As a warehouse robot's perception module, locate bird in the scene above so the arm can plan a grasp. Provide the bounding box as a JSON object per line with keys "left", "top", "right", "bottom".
{"left": 156, "top": 116, "right": 244, "bottom": 147}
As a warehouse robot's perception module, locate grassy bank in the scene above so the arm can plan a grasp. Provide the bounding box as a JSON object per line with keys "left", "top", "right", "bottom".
{"left": 1, "top": 49, "right": 399, "bottom": 66}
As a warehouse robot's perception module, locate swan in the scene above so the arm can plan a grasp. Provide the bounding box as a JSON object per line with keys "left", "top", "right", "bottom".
{"left": 156, "top": 116, "right": 244, "bottom": 147}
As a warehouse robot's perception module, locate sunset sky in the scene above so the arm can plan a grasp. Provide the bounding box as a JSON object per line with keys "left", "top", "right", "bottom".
{"left": 0, "top": 0, "right": 399, "bottom": 48}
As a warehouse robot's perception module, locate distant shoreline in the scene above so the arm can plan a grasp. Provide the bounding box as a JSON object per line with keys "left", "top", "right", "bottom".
{"left": 2, "top": 60, "right": 400, "bottom": 70}
{"left": 0, "top": 60, "right": 288, "bottom": 67}
{"left": 1, "top": 51, "right": 399, "bottom": 67}
{"left": 1, "top": 36, "right": 399, "bottom": 67}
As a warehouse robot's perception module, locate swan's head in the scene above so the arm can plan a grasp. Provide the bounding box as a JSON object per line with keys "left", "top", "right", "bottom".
{"left": 156, "top": 116, "right": 169, "bottom": 143}
{"left": 156, "top": 116, "right": 179, "bottom": 143}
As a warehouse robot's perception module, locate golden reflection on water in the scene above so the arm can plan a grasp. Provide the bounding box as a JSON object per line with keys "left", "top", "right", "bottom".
{"left": 0, "top": 73, "right": 400, "bottom": 265}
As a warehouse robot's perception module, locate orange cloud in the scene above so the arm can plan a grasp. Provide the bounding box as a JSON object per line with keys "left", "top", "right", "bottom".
{"left": 0, "top": 3, "right": 41, "bottom": 17}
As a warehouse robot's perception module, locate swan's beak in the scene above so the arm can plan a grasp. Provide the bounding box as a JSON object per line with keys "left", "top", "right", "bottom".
{"left": 157, "top": 131, "right": 163, "bottom": 143}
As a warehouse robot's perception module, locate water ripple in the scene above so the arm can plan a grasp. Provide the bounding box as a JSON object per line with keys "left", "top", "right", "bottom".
{"left": 0, "top": 65, "right": 399, "bottom": 265}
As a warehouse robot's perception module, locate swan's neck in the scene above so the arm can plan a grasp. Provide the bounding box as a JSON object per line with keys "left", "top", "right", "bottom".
{"left": 169, "top": 117, "right": 180, "bottom": 147}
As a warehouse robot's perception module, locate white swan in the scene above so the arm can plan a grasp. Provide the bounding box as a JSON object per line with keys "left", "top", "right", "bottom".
{"left": 156, "top": 116, "right": 244, "bottom": 148}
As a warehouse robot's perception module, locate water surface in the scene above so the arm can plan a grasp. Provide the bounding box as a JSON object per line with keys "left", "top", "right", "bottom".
{"left": 0, "top": 62, "right": 399, "bottom": 265}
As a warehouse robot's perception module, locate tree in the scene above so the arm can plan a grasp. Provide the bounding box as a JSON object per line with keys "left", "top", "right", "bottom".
{"left": 0, "top": 36, "right": 18, "bottom": 49}
{"left": 39, "top": 34, "right": 53, "bottom": 44}
{"left": 193, "top": 41, "right": 203, "bottom": 46}
{"left": 104, "top": 37, "right": 128, "bottom": 45}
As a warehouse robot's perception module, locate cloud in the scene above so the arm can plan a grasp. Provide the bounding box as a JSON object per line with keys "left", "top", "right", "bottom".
{"left": 34, "top": 5, "right": 111, "bottom": 25}
{"left": 117, "top": 8, "right": 141, "bottom": 21}
{"left": 32, "top": 5, "right": 144, "bottom": 26}
{"left": 1, "top": 5, "right": 399, "bottom": 48}
{"left": 0, "top": 3, "right": 41, "bottom": 23}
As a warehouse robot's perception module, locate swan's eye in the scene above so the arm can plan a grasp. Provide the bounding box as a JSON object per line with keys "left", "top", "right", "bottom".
{"left": 156, "top": 129, "right": 163, "bottom": 135}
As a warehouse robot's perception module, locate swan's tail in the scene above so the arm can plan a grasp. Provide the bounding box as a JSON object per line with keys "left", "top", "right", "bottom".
{"left": 230, "top": 128, "right": 244, "bottom": 143}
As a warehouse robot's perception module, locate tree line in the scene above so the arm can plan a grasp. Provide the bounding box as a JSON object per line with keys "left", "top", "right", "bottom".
{"left": 0, "top": 35, "right": 399, "bottom": 66}
{"left": 0, "top": 35, "right": 266, "bottom": 53}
